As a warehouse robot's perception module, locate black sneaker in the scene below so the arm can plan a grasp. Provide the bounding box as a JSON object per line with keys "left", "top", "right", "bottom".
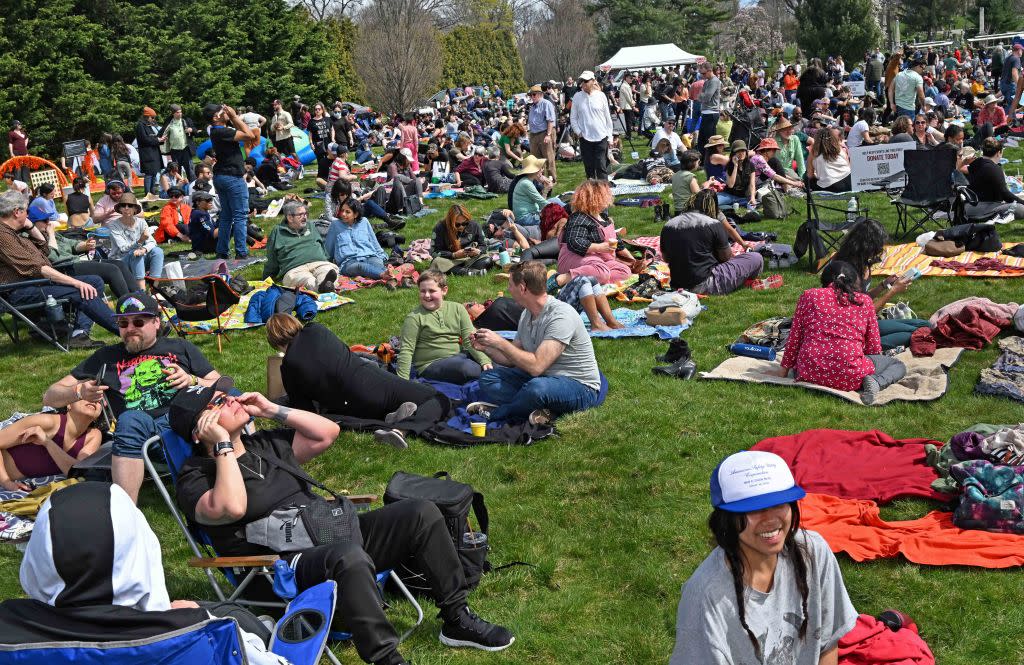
{"left": 318, "top": 269, "right": 338, "bottom": 293}
{"left": 68, "top": 334, "right": 103, "bottom": 349}
{"left": 439, "top": 606, "right": 514, "bottom": 652}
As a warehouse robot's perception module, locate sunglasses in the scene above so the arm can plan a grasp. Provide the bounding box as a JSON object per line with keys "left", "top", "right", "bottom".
{"left": 116, "top": 317, "right": 153, "bottom": 329}
{"left": 455, "top": 222, "right": 469, "bottom": 229}
{"left": 206, "top": 394, "right": 228, "bottom": 411}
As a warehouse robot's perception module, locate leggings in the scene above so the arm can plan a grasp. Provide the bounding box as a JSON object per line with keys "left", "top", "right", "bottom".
{"left": 863, "top": 354, "right": 907, "bottom": 391}
{"left": 521, "top": 237, "right": 559, "bottom": 264}
{"left": 878, "top": 318, "right": 930, "bottom": 350}
{"left": 70, "top": 259, "right": 138, "bottom": 299}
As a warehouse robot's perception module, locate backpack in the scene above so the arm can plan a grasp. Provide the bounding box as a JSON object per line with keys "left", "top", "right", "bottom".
{"left": 760, "top": 187, "right": 789, "bottom": 219}
{"left": 383, "top": 471, "right": 490, "bottom": 592}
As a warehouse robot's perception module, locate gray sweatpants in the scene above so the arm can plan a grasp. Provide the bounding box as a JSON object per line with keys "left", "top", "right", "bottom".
{"left": 863, "top": 354, "right": 907, "bottom": 391}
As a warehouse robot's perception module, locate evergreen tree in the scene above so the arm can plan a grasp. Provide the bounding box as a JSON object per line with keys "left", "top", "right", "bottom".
{"left": 441, "top": 26, "right": 526, "bottom": 93}
{"left": 794, "top": 0, "right": 881, "bottom": 64}
{"left": 589, "top": 0, "right": 728, "bottom": 59}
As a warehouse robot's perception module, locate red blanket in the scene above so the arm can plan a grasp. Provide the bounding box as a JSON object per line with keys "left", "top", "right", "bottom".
{"left": 839, "top": 614, "right": 935, "bottom": 665}
{"left": 802, "top": 493, "right": 1024, "bottom": 568}
{"left": 910, "top": 306, "right": 1010, "bottom": 356}
{"left": 752, "top": 429, "right": 951, "bottom": 503}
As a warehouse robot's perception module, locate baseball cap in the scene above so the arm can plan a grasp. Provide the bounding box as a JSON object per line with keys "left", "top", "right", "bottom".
{"left": 192, "top": 191, "right": 214, "bottom": 203}
{"left": 168, "top": 377, "right": 236, "bottom": 442}
{"left": 710, "top": 450, "right": 805, "bottom": 513}
{"left": 114, "top": 292, "right": 160, "bottom": 318}
{"left": 578, "top": 70, "right": 596, "bottom": 82}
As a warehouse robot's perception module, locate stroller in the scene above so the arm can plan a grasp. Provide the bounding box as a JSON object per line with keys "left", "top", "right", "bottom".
{"left": 727, "top": 90, "right": 767, "bottom": 147}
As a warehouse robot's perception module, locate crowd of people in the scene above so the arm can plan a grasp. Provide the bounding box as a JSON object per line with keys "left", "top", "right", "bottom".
{"left": 4, "top": 35, "right": 1024, "bottom": 663}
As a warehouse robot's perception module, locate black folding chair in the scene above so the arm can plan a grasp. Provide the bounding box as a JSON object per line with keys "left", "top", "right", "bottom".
{"left": 890, "top": 148, "right": 958, "bottom": 239}
{"left": 0, "top": 279, "right": 79, "bottom": 352}
{"left": 146, "top": 274, "right": 241, "bottom": 352}
{"left": 800, "top": 179, "right": 866, "bottom": 271}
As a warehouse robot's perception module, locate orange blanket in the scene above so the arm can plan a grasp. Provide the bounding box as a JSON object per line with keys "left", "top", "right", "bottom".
{"left": 801, "top": 493, "right": 1024, "bottom": 569}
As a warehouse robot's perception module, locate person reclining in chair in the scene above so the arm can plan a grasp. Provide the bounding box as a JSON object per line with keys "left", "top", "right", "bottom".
{"left": 168, "top": 381, "right": 514, "bottom": 665}
{"left": 43, "top": 292, "right": 223, "bottom": 504}
{"left": 263, "top": 199, "right": 339, "bottom": 293}
{"left": 468, "top": 260, "right": 602, "bottom": 425}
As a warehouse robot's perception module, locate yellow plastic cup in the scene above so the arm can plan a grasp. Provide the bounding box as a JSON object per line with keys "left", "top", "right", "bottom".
{"left": 470, "top": 421, "right": 487, "bottom": 437}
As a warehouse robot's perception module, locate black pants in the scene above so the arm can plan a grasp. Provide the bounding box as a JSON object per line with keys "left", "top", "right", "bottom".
{"left": 520, "top": 237, "right": 559, "bottom": 264}
{"left": 70, "top": 259, "right": 137, "bottom": 299}
{"left": 697, "top": 112, "right": 719, "bottom": 162}
{"left": 579, "top": 138, "right": 609, "bottom": 180}
{"left": 459, "top": 173, "right": 482, "bottom": 187}
{"left": 291, "top": 500, "right": 467, "bottom": 665}
{"left": 171, "top": 149, "right": 194, "bottom": 180}
{"left": 622, "top": 110, "right": 636, "bottom": 138}
{"left": 7, "top": 275, "right": 117, "bottom": 335}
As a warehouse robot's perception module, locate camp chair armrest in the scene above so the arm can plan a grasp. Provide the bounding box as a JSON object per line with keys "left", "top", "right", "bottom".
{"left": 347, "top": 494, "right": 377, "bottom": 505}
{"left": 189, "top": 555, "right": 280, "bottom": 568}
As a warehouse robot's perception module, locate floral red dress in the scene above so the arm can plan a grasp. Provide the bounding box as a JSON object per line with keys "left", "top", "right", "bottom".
{"left": 781, "top": 287, "right": 881, "bottom": 391}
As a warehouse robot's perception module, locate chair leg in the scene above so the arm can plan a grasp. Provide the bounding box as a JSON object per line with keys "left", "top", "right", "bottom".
{"left": 389, "top": 570, "right": 424, "bottom": 642}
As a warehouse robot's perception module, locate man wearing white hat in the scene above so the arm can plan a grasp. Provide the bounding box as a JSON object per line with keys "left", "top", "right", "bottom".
{"left": 527, "top": 85, "right": 558, "bottom": 181}
{"left": 570, "top": 70, "right": 614, "bottom": 180}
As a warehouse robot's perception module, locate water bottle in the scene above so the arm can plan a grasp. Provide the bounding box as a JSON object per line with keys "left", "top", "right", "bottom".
{"left": 846, "top": 196, "right": 858, "bottom": 222}
{"left": 728, "top": 343, "right": 777, "bottom": 361}
{"left": 44, "top": 295, "right": 64, "bottom": 323}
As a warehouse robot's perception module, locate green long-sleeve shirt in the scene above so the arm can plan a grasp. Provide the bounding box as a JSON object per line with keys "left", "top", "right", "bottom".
{"left": 397, "top": 300, "right": 490, "bottom": 379}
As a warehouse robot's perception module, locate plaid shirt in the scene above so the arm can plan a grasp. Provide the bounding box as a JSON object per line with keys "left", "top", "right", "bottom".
{"left": 562, "top": 212, "right": 607, "bottom": 257}
{"left": 0, "top": 223, "right": 50, "bottom": 285}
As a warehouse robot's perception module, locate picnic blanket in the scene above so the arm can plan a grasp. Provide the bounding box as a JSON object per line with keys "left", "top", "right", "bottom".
{"left": 700, "top": 347, "right": 963, "bottom": 406}
{"left": 801, "top": 492, "right": 1024, "bottom": 568}
{"left": 179, "top": 256, "right": 267, "bottom": 278}
{"left": 873, "top": 243, "right": 1024, "bottom": 278}
{"left": 165, "top": 277, "right": 353, "bottom": 332}
{"left": 609, "top": 183, "right": 667, "bottom": 195}
{"left": 495, "top": 307, "right": 691, "bottom": 340}
{"left": 752, "top": 429, "right": 951, "bottom": 503}
{"left": 334, "top": 264, "right": 419, "bottom": 292}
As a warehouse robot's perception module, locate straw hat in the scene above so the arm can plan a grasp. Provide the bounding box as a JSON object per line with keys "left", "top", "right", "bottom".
{"left": 983, "top": 94, "right": 999, "bottom": 105}
{"left": 703, "top": 134, "right": 726, "bottom": 149}
{"left": 771, "top": 117, "right": 793, "bottom": 132}
{"left": 520, "top": 154, "right": 546, "bottom": 175}
{"left": 116, "top": 192, "right": 142, "bottom": 214}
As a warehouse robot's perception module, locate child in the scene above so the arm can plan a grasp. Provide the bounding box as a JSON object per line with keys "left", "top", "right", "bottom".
{"left": 671, "top": 150, "right": 701, "bottom": 216}
{"left": 153, "top": 187, "right": 191, "bottom": 244}
{"left": 396, "top": 269, "right": 492, "bottom": 384}
{"left": 188, "top": 191, "right": 218, "bottom": 254}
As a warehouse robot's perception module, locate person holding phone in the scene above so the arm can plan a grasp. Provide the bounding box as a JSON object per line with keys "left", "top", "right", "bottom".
{"left": 429, "top": 204, "right": 492, "bottom": 275}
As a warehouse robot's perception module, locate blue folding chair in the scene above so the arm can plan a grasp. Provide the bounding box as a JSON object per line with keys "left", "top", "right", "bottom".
{"left": 141, "top": 432, "right": 424, "bottom": 650}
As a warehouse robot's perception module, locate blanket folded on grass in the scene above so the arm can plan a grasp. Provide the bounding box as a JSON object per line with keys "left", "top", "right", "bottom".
{"left": 753, "top": 429, "right": 951, "bottom": 503}
{"left": 700, "top": 347, "right": 963, "bottom": 406}
{"left": 496, "top": 307, "right": 689, "bottom": 340}
{"left": 873, "top": 243, "right": 1024, "bottom": 278}
{"left": 166, "top": 278, "right": 353, "bottom": 332}
{"left": 801, "top": 492, "right": 1024, "bottom": 568}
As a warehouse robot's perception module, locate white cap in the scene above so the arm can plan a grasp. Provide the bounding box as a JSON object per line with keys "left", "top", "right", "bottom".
{"left": 710, "top": 451, "right": 805, "bottom": 513}
{"left": 578, "top": 70, "right": 596, "bottom": 82}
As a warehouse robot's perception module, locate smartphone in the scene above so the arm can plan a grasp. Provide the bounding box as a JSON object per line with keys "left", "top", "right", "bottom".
{"left": 901, "top": 267, "right": 922, "bottom": 282}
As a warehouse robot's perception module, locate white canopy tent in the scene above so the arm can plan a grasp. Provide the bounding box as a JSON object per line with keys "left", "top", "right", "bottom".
{"left": 599, "top": 44, "right": 702, "bottom": 71}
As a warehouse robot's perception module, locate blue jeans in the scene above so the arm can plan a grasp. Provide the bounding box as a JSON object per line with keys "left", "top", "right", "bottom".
{"left": 113, "top": 411, "right": 169, "bottom": 459}
{"left": 364, "top": 198, "right": 389, "bottom": 221}
{"left": 1002, "top": 81, "right": 1017, "bottom": 112}
{"left": 213, "top": 174, "right": 250, "bottom": 259}
{"left": 896, "top": 107, "right": 916, "bottom": 119}
{"left": 340, "top": 257, "right": 386, "bottom": 279}
{"left": 123, "top": 246, "right": 164, "bottom": 281}
{"left": 717, "top": 191, "right": 754, "bottom": 209}
{"left": 7, "top": 275, "right": 116, "bottom": 335}
{"left": 477, "top": 366, "right": 600, "bottom": 422}
{"left": 143, "top": 174, "right": 157, "bottom": 195}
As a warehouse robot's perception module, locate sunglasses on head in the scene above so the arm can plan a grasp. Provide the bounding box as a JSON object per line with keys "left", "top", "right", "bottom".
{"left": 116, "top": 317, "right": 153, "bottom": 329}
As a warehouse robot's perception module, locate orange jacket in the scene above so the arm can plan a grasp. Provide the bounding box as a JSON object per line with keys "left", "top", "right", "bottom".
{"left": 155, "top": 201, "right": 192, "bottom": 243}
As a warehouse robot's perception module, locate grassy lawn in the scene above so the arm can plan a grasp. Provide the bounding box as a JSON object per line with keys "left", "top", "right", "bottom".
{"left": 3, "top": 149, "right": 1024, "bottom": 663}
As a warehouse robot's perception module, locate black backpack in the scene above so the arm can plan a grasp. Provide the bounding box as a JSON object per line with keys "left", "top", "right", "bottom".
{"left": 384, "top": 471, "right": 490, "bottom": 592}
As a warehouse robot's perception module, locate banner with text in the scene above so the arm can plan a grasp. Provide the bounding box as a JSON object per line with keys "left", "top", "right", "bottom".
{"left": 843, "top": 80, "right": 866, "bottom": 97}
{"left": 849, "top": 143, "right": 915, "bottom": 191}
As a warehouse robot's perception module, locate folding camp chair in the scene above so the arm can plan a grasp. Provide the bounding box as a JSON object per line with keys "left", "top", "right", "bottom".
{"left": 146, "top": 274, "right": 241, "bottom": 352}
{"left": 141, "top": 432, "right": 423, "bottom": 647}
{"left": 800, "top": 180, "right": 868, "bottom": 270}
{"left": 890, "top": 148, "right": 957, "bottom": 239}
{"left": 0, "top": 279, "right": 78, "bottom": 352}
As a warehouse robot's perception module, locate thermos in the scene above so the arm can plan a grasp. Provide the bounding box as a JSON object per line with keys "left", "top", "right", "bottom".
{"left": 728, "top": 343, "right": 776, "bottom": 361}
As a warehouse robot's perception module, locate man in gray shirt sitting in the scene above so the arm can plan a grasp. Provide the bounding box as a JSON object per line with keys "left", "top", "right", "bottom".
{"left": 468, "top": 261, "right": 602, "bottom": 425}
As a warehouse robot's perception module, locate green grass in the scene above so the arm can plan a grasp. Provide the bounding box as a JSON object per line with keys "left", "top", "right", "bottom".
{"left": 4, "top": 151, "right": 1024, "bottom": 663}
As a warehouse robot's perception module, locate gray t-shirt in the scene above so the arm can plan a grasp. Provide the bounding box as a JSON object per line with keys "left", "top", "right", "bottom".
{"left": 516, "top": 298, "right": 601, "bottom": 391}
{"left": 670, "top": 530, "right": 857, "bottom": 665}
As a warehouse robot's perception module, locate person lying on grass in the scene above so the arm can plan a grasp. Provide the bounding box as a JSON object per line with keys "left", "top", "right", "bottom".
{"left": 396, "top": 269, "right": 492, "bottom": 385}
{"left": 0, "top": 399, "right": 104, "bottom": 491}
{"left": 774, "top": 261, "right": 906, "bottom": 404}
{"left": 468, "top": 260, "right": 602, "bottom": 425}
{"left": 669, "top": 450, "right": 857, "bottom": 665}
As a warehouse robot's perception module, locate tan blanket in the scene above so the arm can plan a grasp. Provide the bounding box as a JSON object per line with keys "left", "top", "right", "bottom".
{"left": 700, "top": 347, "right": 963, "bottom": 406}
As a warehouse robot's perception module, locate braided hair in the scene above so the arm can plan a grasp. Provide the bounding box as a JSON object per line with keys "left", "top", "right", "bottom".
{"left": 820, "top": 260, "right": 862, "bottom": 306}
{"left": 707, "top": 502, "right": 809, "bottom": 660}
{"left": 689, "top": 188, "right": 720, "bottom": 219}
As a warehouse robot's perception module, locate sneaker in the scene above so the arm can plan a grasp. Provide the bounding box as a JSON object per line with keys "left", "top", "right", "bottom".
{"left": 69, "top": 334, "right": 103, "bottom": 349}
{"left": 384, "top": 401, "right": 418, "bottom": 424}
{"left": 384, "top": 278, "right": 399, "bottom": 292}
{"left": 318, "top": 269, "right": 338, "bottom": 294}
{"left": 528, "top": 408, "right": 553, "bottom": 425}
{"left": 439, "top": 606, "right": 514, "bottom": 652}
{"left": 860, "top": 375, "right": 881, "bottom": 405}
{"left": 400, "top": 277, "right": 416, "bottom": 289}
{"left": 373, "top": 429, "right": 408, "bottom": 449}
{"left": 545, "top": 273, "right": 560, "bottom": 294}
{"left": 466, "top": 402, "right": 497, "bottom": 419}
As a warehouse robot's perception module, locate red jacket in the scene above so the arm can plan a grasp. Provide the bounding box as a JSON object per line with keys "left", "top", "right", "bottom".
{"left": 154, "top": 201, "right": 192, "bottom": 244}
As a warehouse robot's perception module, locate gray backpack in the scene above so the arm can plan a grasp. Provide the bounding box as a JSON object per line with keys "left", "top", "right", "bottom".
{"left": 761, "top": 187, "right": 790, "bottom": 219}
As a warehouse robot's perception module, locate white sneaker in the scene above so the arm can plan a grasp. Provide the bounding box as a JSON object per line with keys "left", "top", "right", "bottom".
{"left": 466, "top": 402, "right": 497, "bottom": 418}
{"left": 373, "top": 429, "right": 408, "bottom": 449}
{"left": 528, "top": 408, "right": 553, "bottom": 425}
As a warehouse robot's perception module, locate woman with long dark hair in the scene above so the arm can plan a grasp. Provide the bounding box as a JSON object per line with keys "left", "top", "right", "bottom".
{"left": 670, "top": 450, "right": 857, "bottom": 664}
{"left": 796, "top": 58, "right": 829, "bottom": 118}
{"left": 430, "top": 204, "right": 492, "bottom": 274}
{"left": 807, "top": 127, "right": 851, "bottom": 192}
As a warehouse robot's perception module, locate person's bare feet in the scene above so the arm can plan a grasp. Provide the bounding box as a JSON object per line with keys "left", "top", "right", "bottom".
{"left": 590, "top": 321, "right": 610, "bottom": 332}
{"left": 607, "top": 318, "right": 625, "bottom": 329}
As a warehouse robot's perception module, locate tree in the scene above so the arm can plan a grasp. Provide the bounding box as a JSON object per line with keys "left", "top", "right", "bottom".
{"left": 292, "top": 0, "right": 365, "bottom": 20}
{"left": 519, "top": 0, "right": 598, "bottom": 82}
{"left": 795, "top": 0, "right": 882, "bottom": 63}
{"left": 441, "top": 25, "right": 526, "bottom": 92}
{"left": 589, "top": 0, "right": 729, "bottom": 59}
{"left": 898, "top": 0, "right": 964, "bottom": 40}
{"left": 721, "top": 6, "right": 785, "bottom": 65}
{"left": 354, "top": 0, "right": 444, "bottom": 113}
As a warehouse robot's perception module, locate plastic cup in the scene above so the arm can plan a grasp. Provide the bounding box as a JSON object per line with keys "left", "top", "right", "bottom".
{"left": 498, "top": 250, "right": 511, "bottom": 266}
{"left": 470, "top": 421, "right": 487, "bottom": 437}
